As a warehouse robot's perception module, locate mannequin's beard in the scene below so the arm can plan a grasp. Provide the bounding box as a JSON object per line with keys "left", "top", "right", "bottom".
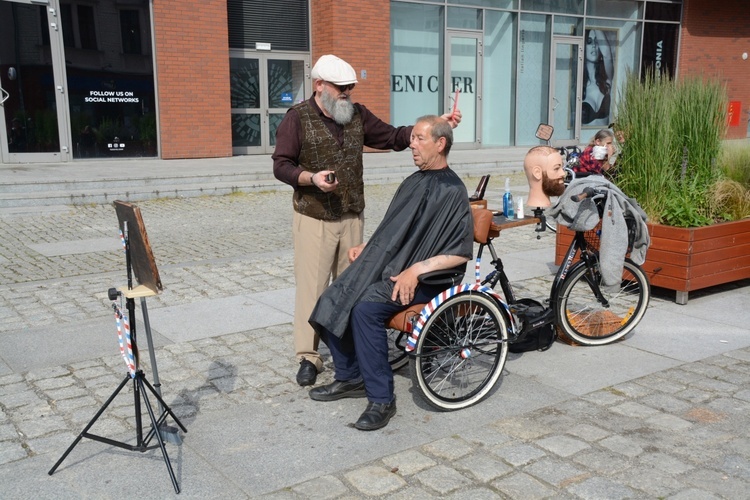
{"left": 320, "top": 90, "right": 355, "bottom": 125}
{"left": 542, "top": 172, "right": 566, "bottom": 197}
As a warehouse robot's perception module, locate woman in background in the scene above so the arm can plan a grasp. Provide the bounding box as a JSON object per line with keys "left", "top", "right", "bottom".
{"left": 573, "top": 129, "right": 616, "bottom": 177}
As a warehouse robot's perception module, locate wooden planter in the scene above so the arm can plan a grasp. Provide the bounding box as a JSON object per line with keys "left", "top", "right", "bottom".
{"left": 555, "top": 218, "right": 750, "bottom": 304}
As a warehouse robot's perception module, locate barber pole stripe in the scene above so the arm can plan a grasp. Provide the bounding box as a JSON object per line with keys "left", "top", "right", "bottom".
{"left": 119, "top": 229, "right": 126, "bottom": 252}
{"left": 474, "top": 257, "right": 481, "bottom": 284}
{"left": 113, "top": 304, "right": 137, "bottom": 377}
{"left": 405, "top": 283, "right": 514, "bottom": 352}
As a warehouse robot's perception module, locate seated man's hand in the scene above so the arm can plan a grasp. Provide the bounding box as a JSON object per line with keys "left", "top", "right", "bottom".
{"left": 348, "top": 243, "right": 366, "bottom": 263}
{"left": 390, "top": 267, "right": 420, "bottom": 305}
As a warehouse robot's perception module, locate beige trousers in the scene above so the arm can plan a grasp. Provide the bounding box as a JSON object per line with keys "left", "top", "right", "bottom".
{"left": 292, "top": 211, "right": 364, "bottom": 370}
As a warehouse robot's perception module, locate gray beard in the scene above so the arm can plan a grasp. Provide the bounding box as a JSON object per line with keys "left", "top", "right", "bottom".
{"left": 320, "top": 91, "right": 355, "bottom": 125}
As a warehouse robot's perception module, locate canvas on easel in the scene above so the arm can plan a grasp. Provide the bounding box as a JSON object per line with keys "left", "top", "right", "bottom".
{"left": 49, "top": 200, "right": 185, "bottom": 494}
{"left": 113, "top": 200, "right": 162, "bottom": 293}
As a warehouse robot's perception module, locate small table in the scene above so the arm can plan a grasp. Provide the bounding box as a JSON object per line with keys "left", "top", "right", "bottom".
{"left": 489, "top": 214, "right": 541, "bottom": 239}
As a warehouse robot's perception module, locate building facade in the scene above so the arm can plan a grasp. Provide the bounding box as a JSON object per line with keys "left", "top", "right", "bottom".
{"left": 0, "top": 0, "right": 748, "bottom": 165}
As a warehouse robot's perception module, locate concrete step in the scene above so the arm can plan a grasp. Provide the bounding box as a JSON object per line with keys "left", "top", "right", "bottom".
{"left": 0, "top": 148, "right": 528, "bottom": 209}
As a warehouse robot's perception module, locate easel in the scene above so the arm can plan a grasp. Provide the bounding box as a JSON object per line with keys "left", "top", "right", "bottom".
{"left": 48, "top": 202, "right": 187, "bottom": 494}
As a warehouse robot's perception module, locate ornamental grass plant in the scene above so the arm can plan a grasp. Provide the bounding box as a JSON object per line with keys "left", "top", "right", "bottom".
{"left": 614, "top": 71, "right": 733, "bottom": 227}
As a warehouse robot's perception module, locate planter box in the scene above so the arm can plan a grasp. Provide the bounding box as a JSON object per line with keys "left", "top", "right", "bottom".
{"left": 555, "top": 218, "right": 750, "bottom": 304}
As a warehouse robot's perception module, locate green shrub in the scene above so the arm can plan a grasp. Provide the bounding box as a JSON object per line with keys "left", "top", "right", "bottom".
{"left": 614, "top": 70, "right": 729, "bottom": 227}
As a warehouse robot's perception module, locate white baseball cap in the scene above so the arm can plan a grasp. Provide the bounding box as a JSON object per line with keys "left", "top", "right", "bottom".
{"left": 310, "top": 55, "right": 358, "bottom": 85}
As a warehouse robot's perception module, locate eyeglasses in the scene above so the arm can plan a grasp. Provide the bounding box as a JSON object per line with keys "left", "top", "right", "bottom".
{"left": 327, "top": 82, "right": 355, "bottom": 93}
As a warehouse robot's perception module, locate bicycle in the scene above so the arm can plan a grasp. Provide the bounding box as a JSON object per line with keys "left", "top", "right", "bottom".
{"left": 393, "top": 185, "right": 650, "bottom": 411}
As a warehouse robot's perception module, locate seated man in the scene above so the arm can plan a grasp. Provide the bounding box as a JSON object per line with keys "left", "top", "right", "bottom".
{"left": 308, "top": 115, "right": 474, "bottom": 431}
{"left": 523, "top": 145, "right": 567, "bottom": 208}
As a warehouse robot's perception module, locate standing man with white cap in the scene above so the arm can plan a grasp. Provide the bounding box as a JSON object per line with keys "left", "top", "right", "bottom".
{"left": 273, "top": 54, "right": 461, "bottom": 387}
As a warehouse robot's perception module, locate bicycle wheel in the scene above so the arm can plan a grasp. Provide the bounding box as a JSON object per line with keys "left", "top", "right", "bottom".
{"left": 387, "top": 327, "right": 409, "bottom": 371}
{"left": 556, "top": 258, "right": 650, "bottom": 345}
{"left": 409, "top": 292, "right": 509, "bottom": 411}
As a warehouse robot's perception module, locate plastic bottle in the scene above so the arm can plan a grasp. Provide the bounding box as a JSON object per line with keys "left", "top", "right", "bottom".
{"left": 517, "top": 196, "right": 524, "bottom": 219}
{"left": 503, "top": 178, "right": 515, "bottom": 218}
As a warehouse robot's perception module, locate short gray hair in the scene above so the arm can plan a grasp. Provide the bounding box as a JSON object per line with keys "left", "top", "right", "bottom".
{"left": 416, "top": 115, "right": 453, "bottom": 156}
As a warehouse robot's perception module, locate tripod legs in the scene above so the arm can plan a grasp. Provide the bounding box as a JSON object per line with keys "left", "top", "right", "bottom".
{"left": 48, "top": 371, "right": 187, "bottom": 494}
{"left": 48, "top": 374, "right": 131, "bottom": 475}
{"left": 138, "top": 374, "right": 183, "bottom": 493}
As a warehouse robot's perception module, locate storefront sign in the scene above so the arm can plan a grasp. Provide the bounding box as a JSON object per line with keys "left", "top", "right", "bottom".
{"left": 85, "top": 90, "right": 140, "bottom": 103}
{"left": 641, "top": 23, "right": 677, "bottom": 77}
{"left": 391, "top": 75, "right": 474, "bottom": 93}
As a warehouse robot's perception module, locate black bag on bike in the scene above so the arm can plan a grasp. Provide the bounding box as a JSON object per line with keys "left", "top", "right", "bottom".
{"left": 509, "top": 324, "right": 557, "bottom": 353}
{"left": 509, "top": 299, "right": 557, "bottom": 353}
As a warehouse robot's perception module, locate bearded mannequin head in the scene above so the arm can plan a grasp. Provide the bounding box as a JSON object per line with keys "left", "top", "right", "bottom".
{"left": 523, "top": 146, "right": 566, "bottom": 208}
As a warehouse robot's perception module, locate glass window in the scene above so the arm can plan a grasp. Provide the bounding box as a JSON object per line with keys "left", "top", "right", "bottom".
{"left": 120, "top": 10, "right": 142, "bottom": 55}
{"left": 447, "top": 7, "right": 482, "bottom": 30}
{"left": 645, "top": 2, "right": 681, "bottom": 22}
{"left": 516, "top": 13, "right": 551, "bottom": 144}
{"left": 60, "top": 3, "right": 99, "bottom": 50}
{"left": 39, "top": 5, "right": 51, "bottom": 46}
{"left": 232, "top": 114, "right": 261, "bottom": 147}
{"left": 61, "top": 4, "right": 75, "bottom": 48}
{"left": 582, "top": 20, "right": 642, "bottom": 131}
{"left": 390, "top": 2, "right": 444, "bottom": 127}
{"left": 449, "top": 35, "right": 479, "bottom": 143}
{"left": 451, "top": 0, "right": 516, "bottom": 8}
{"left": 554, "top": 15, "right": 583, "bottom": 35}
{"left": 77, "top": 5, "right": 97, "bottom": 50}
{"left": 483, "top": 10, "right": 517, "bottom": 146}
{"left": 1, "top": 4, "right": 60, "bottom": 153}
{"left": 267, "top": 59, "right": 306, "bottom": 109}
{"left": 587, "top": 0, "right": 642, "bottom": 20}
{"left": 65, "top": 0, "right": 157, "bottom": 158}
{"left": 521, "top": 0, "right": 583, "bottom": 16}
{"left": 230, "top": 58, "right": 260, "bottom": 109}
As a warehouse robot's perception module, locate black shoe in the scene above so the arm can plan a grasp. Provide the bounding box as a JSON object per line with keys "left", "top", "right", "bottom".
{"left": 309, "top": 380, "right": 366, "bottom": 401}
{"left": 354, "top": 399, "right": 397, "bottom": 431}
{"left": 296, "top": 359, "right": 318, "bottom": 386}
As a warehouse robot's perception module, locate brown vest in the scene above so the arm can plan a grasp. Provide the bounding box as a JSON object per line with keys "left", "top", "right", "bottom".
{"left": 292, "top": 101, "right": 365, "bottom": 220}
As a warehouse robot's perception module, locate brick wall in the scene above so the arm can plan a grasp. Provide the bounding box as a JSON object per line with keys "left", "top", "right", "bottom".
{"left": 311, "top": 1, "right": 392, "bottom": 122}
{"left": 679, "top": 0, "right": 750, "bottom": 138}
{"left": 153, "top": 0, "right": 232, "bottom": 158}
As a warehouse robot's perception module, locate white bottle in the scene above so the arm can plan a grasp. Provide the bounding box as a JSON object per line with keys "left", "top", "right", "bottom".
{"left": 517, "top": 196, "right": 524, "bottom": 219}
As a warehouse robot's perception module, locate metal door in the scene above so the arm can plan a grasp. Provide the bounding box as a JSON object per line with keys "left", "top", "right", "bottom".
{"left": 445, "top": 32, "right": 482, "bottom": 148}
{"left": 1, "top": 0, "right": 70, "bottom": 163}
{"left": 548, "top": 37, "right": 583, "bottom": 147}
{"left": 229, "top": 51, "right": 309, "bottom": 155}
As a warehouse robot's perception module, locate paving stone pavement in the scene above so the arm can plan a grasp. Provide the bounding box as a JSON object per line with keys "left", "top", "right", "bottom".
{"left": 1, "top": 179, "right": 749, "bottom": 499}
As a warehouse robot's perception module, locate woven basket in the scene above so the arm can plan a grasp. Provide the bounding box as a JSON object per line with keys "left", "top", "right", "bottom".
{"left": 580, "top": 216, "right": 637, "bottom": 254}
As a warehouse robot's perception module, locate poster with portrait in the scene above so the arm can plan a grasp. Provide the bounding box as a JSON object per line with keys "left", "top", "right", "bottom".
{"left": 582, "top": 28, "right": 618, "bottom": 128}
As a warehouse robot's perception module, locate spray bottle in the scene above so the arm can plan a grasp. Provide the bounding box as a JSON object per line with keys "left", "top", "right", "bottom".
{"left": 503, "top": 178, "right": 515, "bottom": 218}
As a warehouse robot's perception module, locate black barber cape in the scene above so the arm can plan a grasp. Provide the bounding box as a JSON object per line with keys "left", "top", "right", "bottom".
{"left": 309, "top": 167, "right": 474, "bottom": 339}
